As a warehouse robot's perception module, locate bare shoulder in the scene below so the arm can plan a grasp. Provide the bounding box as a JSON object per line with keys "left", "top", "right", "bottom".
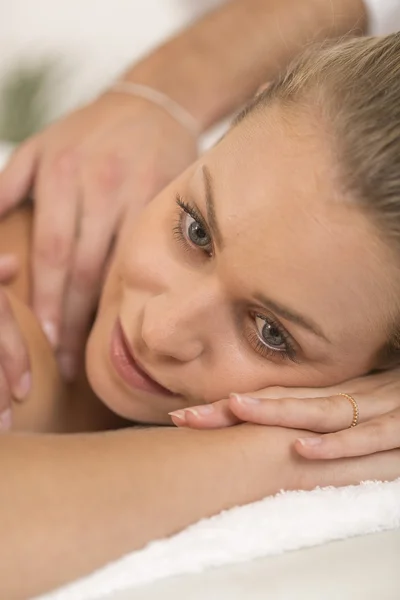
{"left": 0, "top": 207, "right": 70, "bottom": 430}
{"left": 0, "top": 205, "right": 33, "bottom": 303}
{"left": 0, "top": 208, "right": 124, "bottom": 433}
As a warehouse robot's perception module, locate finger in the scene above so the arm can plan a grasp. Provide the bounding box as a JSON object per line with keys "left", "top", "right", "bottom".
{"left": 232, "top": 385, "right": 328, "bottom": 401}
{"left": 295, "top": 409, "right": 400, "bottom": 459}
{"left": 0, "top": 254, "right": 19, "bottom": 282}
{"left": 169, "top": 399, "right": 241, "bottom": 429}
{"left": 56, "top": 152, "right": 125, "bottom": 379}
{"left": 0, "top": 289, "right": 31, "bottom": 401}
{"left": 0, "top": 138, "right": 39, "bottom": 214}
{"left": 0, "top": 366, "right": 12, "bottom": 431}
{"left": 32, "top": 149, "right": 80, "bottom": 348}
{"left": 168, "top": 385, "right": 335, "bottom": 429}
{"left": 58, "top": 214, "right": 117, "bottom": 380}
{"left": 228, "top": 392, "right": 359, "bottom": 433}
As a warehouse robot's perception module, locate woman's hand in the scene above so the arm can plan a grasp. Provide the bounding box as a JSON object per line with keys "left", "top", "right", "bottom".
{"left": 0, "top": 256, "right": 31, "bottom": 429}
{"left": 0, "top": 93, "right": 198, "bottom": 380}
{"left": 169, "top": 369, "right": 400, "bottom": 460}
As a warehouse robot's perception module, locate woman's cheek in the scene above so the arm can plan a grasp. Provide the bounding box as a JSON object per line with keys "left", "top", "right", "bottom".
{"left": 204, "top": 347, "right": 265, "bottom": 399}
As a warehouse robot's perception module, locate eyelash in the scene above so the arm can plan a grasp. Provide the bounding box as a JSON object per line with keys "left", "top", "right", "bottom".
{"left": 173, "top": 194, "right": 213, "bottom": 257}
{"left": 247, "top": 316, "right": 298, "bottom": 363}
{"left": 172, "top": 194, "right": 298, "bottom": 363}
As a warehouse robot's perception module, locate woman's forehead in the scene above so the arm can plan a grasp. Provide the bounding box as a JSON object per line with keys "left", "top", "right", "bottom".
{"left": 189, "top": 111, "right": 397, "bottom": 348}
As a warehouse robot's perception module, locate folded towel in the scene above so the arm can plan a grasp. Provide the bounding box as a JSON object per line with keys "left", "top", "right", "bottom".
{"left": 37, "top": 478, "right": 400, "bottom": 600}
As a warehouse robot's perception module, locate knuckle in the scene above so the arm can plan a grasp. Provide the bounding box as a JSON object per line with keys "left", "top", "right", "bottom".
{"left": 36, "top": 232, "right": 72, "bottom": 268}
{"left": 92, "top": 152, "right": 126, "bottom": 196}
{"left": 51, "top": 147, "right": 79, "bottom": 179}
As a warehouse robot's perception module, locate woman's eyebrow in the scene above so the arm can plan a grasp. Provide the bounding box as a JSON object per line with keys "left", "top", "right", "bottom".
{"left": 202, "top": 165, "right": 224, "bottom": 250}
{"left": 254, "top": 292, "right": 331, "bottom": 344}
{"left": 200, "top": 166, "right": 329, "bottom": 344}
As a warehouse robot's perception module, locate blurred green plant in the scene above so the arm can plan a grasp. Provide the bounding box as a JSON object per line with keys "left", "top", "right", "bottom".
{"left": 0, "top": 62, "right": 55, "bottom": 143}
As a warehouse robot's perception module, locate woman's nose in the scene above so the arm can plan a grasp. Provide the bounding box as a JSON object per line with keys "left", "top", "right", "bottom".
{"left": 140, "top": 288, "right": 216, "bottom": 362}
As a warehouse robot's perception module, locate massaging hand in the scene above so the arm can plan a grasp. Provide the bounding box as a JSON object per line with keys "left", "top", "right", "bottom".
{"left": 170, "top": 369, "right": 400, "bottom": 459}
{"left": 0, "top": 256, "right": 31, "bottom": 429}
{"left": 0, "top": 93, "right": 197, "bottom": 379}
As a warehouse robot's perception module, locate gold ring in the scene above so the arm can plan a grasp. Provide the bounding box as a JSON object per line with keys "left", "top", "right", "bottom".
{"left": 338, "top": 393, "right": 359, "bottom": 428}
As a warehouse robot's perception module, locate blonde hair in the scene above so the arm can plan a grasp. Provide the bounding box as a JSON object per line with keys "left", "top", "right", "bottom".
{"left": 238, "top": 34, "right": 400, "bottom": 367}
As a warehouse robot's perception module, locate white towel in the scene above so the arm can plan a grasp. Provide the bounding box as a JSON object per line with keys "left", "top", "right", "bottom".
{"left": 37, "top": 478, "right": 400, "bottom": 600}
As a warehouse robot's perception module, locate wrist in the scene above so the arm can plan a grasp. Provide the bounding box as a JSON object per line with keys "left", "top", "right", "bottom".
{"left": 230, "top": 424, "right": 304, "bottom": 498}
{"left": 93, "top": 90, "right": 198, "bottom": 151}
{"left": 108, "top": 81, "right": 200, "bottom": 139}
{"left": 119, "top": 32, "right": 230, "bottom": 133}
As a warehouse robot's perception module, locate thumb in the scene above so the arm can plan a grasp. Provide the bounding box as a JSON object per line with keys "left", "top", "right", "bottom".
{"left": 0, "top": 138, "right": 39, "bottom": 214}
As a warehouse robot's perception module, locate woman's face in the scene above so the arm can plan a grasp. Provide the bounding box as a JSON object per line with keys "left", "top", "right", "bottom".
{"left": 86, "top": 105, "right": 398, "bottom": 423}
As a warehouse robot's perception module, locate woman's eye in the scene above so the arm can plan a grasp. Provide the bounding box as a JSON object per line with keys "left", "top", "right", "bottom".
{"left": 255, "top": 315, "right": 287, "bottom": 351}
{"left": 183, "top": 213, "right": 211, "bottom": 248}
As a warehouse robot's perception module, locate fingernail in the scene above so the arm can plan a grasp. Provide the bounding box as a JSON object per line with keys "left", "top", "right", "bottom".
{"left": 230, "top": 393, "right": 260, "bottom": 405}
{"left": 297, "top": 437, "right": 322, "bottom": 447}
{"left": 0, "top": 408, "right": 12, "bottom": 431}
{"left": 186, "top": 405, "right": 215, "bottom": 417}
{"left": 41, "top": 320, "right": 58, "bottom": 348}
{"left": 58, "top": 353, "right": 77, "bottom": 382}
{"left": 12, "top": 371, "right": 31, "bottom": 401}
{"left": 168, "top": 410, "right": 187, "bottom": 426}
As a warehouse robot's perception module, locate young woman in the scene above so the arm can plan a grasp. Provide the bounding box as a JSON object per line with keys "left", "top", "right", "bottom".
{"left": 1, "top": 34, "right": 400, "bottom": 599}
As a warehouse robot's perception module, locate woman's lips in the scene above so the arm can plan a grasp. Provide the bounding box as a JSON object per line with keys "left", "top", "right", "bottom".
{"left": 110, "top": 320, "right": 174, "bottom": 396}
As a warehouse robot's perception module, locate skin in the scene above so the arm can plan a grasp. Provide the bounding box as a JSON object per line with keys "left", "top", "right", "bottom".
{"left": 0, "top": 208, "right": 125, "bottom": 433}
{"left": 1, "top": 101, "right": 400, "bottom": 598}
{"left": 86, "top": 103, "right": 399, "bottom": 425}
{"left": 0, "top": 0, "right": 366, "bottom": 379}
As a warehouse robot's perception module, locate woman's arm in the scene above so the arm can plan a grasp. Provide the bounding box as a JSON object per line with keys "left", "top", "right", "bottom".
{"left": 1, "top": 423, "right": 399, "bottom": 599}
{"left": 0, "top": 212, "right": 397, "bottom": 596}
{"left": 180, "top": 374, "right": 400, "bottom": 459}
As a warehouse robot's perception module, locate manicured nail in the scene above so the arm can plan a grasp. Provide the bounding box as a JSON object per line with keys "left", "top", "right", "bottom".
{"left": 297, "top": 437, "right": 322, "bottom": 447}
{"left": 230, "top": 393, "right": 260, "bottom": 405}
{"left": 185, "top": 405, "right": 215, "bottom": 417}
{"left": 58, "top": 353, "right": 77, "bottom": 382}
{"left": 41, "top": 320, "right": 58, "bottom": 348}
{"left": 12, "top": 371, "right": 31, "bottom": 401}
{"left": 0, "top": 408, "right": 12, "bottom": 431}
{"left": 168, "top": 410, "right": 187, "bottom": 426}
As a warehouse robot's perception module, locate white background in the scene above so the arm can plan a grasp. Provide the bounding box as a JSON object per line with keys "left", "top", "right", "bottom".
{"left": 0, "top": 1, "right": 221, "bottom": 119}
